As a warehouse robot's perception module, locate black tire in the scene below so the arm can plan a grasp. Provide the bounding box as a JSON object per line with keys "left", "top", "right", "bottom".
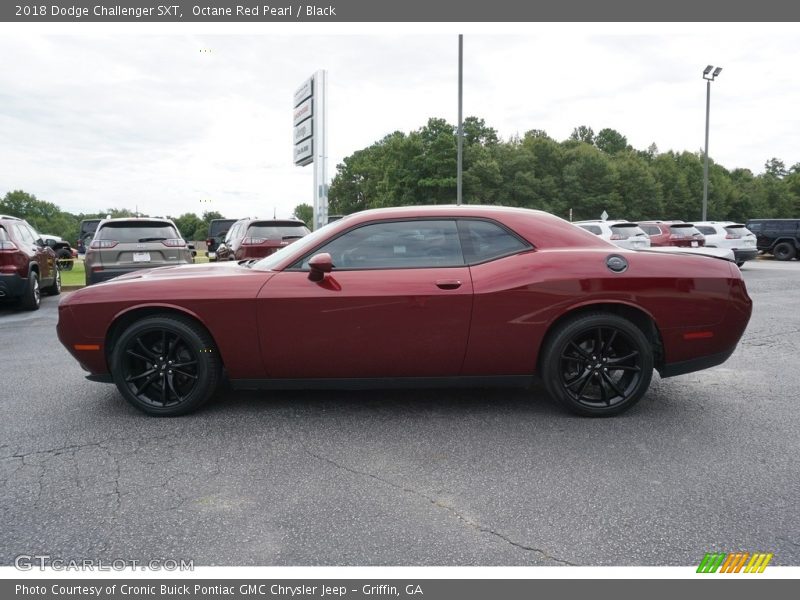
{"left": 773, "top": 242, "right": 796, "bottom": 261}
{"left": 43, "top": 267, "right": 61, "bottom": 296}
{"left": 20, "top": 271, "right": 41, "bottom": 311}
{"left": 56, "top": 249, "right": 73, "bottom": 271}
{"left": 110, "top": 314, "right": 222, "bottom": 416}
{"left": 540, "top": 313, "right": 654, "bottom": 417}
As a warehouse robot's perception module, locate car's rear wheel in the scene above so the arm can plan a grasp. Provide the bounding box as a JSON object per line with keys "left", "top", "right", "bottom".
{"left": 20, "top": 271, "right": 40, "bottom": 311}
{"left": 541, "top": 313, "right": 654, "bottom": 417}
{"left": 111, "top": 315, "right": 221, "bottom": 416}
{"left": 773, "top": 242, "right": 796, "bottom": 261}
{"left": 43, "top": 267, "right": 61, "bottom": 296}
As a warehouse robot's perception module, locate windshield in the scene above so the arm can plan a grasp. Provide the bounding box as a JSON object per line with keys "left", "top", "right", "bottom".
{"left": 610, "top": 224, "right": 647, "bottom": 239}
{"left": 97, "top": 221, "right": 179, "bottom": 243}
{"left": 669, "top": 224, "right": 702, "bottom": 237}
{"left": 252, "top": 221, "right": 340, "bottom": 271}
{"left": 248, "top": 222, "right": 310, "bottom": 240}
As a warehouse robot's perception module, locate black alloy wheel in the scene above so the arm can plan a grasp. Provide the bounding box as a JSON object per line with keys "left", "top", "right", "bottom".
{"left": 111, "top": 315, "right": 221, "bottom": 416}
{"left": 541, "top": 313, "right": 654, "bottom": 416}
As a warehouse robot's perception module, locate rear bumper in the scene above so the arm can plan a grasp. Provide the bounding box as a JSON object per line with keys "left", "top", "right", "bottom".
{"left": 658, "top": 348, "right": 735, "bottom": 378}
{"left": 0, "top": 273, "right": 27, "bottom": 299}
{"left": 87, "top": 267, "right": 148, "bottom": 285}
{"left": 733, "top": 248, "right": 758, "bottom": 263}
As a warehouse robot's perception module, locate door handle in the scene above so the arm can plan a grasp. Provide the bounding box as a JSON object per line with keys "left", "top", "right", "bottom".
{"left": 435, "top": 279, "right": 462, "bottom": 290}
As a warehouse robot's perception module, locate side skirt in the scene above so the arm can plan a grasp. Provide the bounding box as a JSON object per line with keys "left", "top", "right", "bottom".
{"left": 230, "top": 375, "right": 534, "bottom": 391}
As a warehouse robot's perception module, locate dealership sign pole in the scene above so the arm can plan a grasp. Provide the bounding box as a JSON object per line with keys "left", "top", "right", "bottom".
{"left": 293, "top": 70, "right": 328, "bottom": 230}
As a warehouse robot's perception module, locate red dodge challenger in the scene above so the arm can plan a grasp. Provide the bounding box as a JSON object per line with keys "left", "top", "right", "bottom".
{"left": 57, "top": 206, "right": 752, "bottom": 417}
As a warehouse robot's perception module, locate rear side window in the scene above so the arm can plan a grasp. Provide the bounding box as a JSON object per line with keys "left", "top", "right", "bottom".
{"left": 0, "top": 227, "right": 8, "bottom": 241}
{"left": 747, "top": 222, "right": 762, "bottom": 233}
{"left": 579, "top": 225, "right": 603, "bottom": 235}
{"left": 696, "top": 226, "right": 717, "bottom": 235}
{"left": 458, "top": 219, "right": 530, "bottom": 264}
{"left": 97, "top": 221, "right": 179, "bottom": 243}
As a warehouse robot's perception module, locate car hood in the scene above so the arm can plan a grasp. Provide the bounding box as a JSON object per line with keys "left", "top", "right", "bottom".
{"left": 109, "top": 261, "right": 255, "bottom": 282}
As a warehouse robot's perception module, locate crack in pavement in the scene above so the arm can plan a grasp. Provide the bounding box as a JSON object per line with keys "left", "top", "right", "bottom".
{"left": 302, "top": 447, "right": 577, "bottom": 565}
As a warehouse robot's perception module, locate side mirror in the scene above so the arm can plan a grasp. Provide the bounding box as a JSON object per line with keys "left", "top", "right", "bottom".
{"left": 308, "top": 252, "right": 333, "bottom": 282}
{"left": 35, "top": 238, "right": 45, "bottom": 247}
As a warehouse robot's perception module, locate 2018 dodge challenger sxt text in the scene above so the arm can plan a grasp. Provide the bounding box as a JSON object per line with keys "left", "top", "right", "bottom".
{"left": 57, "top": 206, "right": 752, "bottom": 417}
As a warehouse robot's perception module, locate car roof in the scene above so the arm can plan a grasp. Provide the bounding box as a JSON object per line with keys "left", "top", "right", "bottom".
{"left": 97, "top": 217, "right": 175, "bottom": 226}
{"left": 0, "top": 215, "right": 23, "bottom": 221}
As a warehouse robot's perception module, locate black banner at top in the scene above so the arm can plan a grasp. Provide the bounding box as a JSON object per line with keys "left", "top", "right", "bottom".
{"left": 3, "top": 0, "right": 800, "bottom": 22}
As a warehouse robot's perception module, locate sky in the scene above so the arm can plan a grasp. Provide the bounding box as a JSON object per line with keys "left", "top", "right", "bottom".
{"left": 1, "top": 24, "right": 799, "bottom": 220}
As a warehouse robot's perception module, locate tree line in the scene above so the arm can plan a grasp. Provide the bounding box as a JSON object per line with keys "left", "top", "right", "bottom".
{"left": 0, "top": 190, "right": 231, "bottom": 244}
{"left": 327, "top": 117, "right": 800, "bottom": 223}
{"left": 4, "top": 117, "right": 799, "bottom": 240}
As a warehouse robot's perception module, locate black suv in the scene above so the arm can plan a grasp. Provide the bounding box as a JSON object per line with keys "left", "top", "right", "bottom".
{"left": 0, "top": 215, "right": 61, "bottom": 309}
{"left": 205, "top": 219, "right": 237, "bottom": 261}
{"left": 77, "top": 218, "right": 101, "bottom": 255}
{"left": 745, "top": 219, "right": 800, "bottom": 261}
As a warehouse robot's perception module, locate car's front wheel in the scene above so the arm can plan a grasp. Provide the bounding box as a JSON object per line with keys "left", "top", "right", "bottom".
{"left": 111, "top": 314, "right": 221, "bottom": 416}
{"left": 540, "top": 313, "right": 654, "bottom": 417}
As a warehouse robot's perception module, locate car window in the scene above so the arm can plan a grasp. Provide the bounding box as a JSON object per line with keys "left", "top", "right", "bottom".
{"left": 0, "top": 227, "right": 9, "bottom": 241}
{"left": 25, "top": 225, "right": 41, "bottom": 242}
{"left": 610, "top": 224, "right": 647, "bottom": 239}
{"left": 297, "top": 220, "right": 464, "bottom": 270}
{"left": 225, "top": 222, "right": 242, "bottom": 243}
{"left": 669, "top": 224, "right": 702, "bottom": 237}
{"left": 696, "top": 226, "right": 717, "bottom": 235}
{"left": 12, "top": 224, "right": 36, "bottom": 244}
{"left": 579, "top": 225, "right": 603, "bottom": 235}
{"left": 747, "top": 222, "right": 761, "bottom": 233}
{"left": 96, "top": 221, "right": 179, "bottom": 243}
{"left": 458, "top": 219, "right": 530, "bottom": 264}
{"left": 247, "top": 222, "right": 310, "bottom": 240}
{"left": 641, "top": 224, "right": 661, "bottom": 235}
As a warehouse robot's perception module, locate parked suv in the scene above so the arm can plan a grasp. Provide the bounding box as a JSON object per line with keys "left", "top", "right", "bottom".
{"left": 216, "top": 218, "right": 310, "bottom": 261}
{"left": 574, "top": 220, "right": 651, "bottom": 250}
{"left": 639, "top": 221, "right": 706, "bottom": 247}
{"left": 0, "top": 215, "right": 61, "bottom": 309}
{"left": 745, "top": 218, "right": 800, "bottom": 261}
{"left": 84, "top": 218, "right": 193, "bottom": 285}
{"left": 205, "top": 218, "right": 237, "bottom": 261}
{"left": 77, "top": 218, "right": 101, "bottom": 255}
{"left": 694, "top": 222, "right": 758, "bottom": 267}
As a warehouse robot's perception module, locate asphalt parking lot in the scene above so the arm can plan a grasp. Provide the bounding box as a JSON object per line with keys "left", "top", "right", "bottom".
{"left": 1, "top": 259, "right": 798, "bottom": 566}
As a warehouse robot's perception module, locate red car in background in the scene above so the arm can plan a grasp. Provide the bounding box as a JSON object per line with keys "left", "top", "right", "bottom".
{"left": 639, "top": 221, "right": 706, "bottom": 247}
{"left": 57, "top": 206, "right": 751, "bottom": 417}
{"left": 216, "top": 218, "right": 310, "bottom": 261}
{"left": 1, "top": 215, "right": 61, "bottom": 310}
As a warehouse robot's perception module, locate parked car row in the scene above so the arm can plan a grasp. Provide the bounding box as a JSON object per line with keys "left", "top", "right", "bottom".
{"left": 745, "top": 218, "right": 800, "bottom": 261}
{"left": 575, "top": 218, "right": 759, "bottom": 267}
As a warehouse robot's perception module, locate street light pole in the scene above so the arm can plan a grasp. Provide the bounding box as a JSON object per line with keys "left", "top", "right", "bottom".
{"left": 457, "top": 34, "right": 463, "bottom": 205}
{"left": 702, "top": 65, "right": 722, "bottom": 221}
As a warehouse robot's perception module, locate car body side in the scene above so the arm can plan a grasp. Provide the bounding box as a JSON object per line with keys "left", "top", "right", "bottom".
{"left": 57, "top": 206, "right": 751, "bottom": 385}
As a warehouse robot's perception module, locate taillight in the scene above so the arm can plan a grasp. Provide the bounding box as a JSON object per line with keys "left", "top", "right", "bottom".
{"left": 206, "top": 238, "right": 214, "bottom": 247}
{"left": 725, "top": 233, "right": 742, "bottom": 239}
{"left": 90, "top": 240, "right": 118, "bottom": 249}
{"left": 241, "top": 237, "right": 267, "bottom": 245}
{"left": 0, "top": 241, "right": 18, "bottom": 250}
{"left": 161, "top": 239, "right": 186, "bottom": 247}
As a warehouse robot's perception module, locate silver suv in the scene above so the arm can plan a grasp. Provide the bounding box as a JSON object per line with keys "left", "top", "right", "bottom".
{"left": 694, "top": 222, "right": 758, "bottom": 267}
{"left": 84, "top": 218, "right": 192, "bottom": 285}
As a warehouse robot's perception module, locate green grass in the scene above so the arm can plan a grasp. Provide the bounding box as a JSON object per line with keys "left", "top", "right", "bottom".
{"left": 60, "top": 252, "right": 209, "bottom": 288}
{"left": 60, "top": 259, "right": 85, "bottom": 287}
